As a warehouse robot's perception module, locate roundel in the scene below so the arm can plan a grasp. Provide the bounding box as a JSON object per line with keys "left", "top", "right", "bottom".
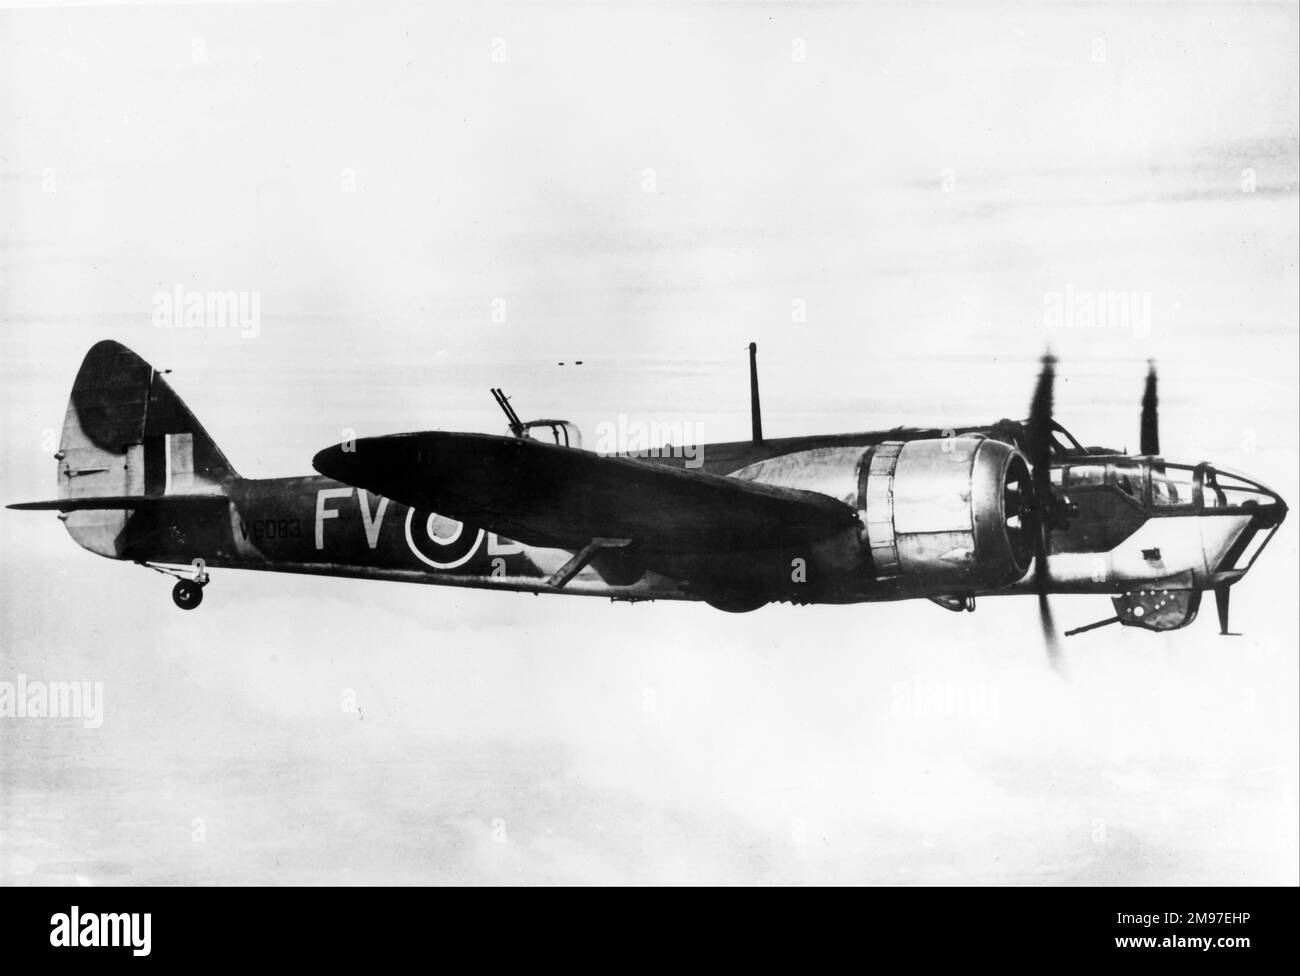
{"left": 404, "top": 509, "right": 485, "bottom": 570}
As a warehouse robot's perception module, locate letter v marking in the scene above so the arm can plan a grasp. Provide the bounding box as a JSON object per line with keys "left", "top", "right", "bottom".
{"left": 358, "top": 490, "right": 390, "bottom": 549}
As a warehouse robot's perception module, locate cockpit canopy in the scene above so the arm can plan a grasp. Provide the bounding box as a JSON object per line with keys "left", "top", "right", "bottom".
{"left": 490, "top": 387, "right": 583, "bottom": 449}
{"left": 1052, "top": 456, "right": 1283, "bottom": 517}
{"left": 514, "top": 419, "right": 582, "bottom": 449}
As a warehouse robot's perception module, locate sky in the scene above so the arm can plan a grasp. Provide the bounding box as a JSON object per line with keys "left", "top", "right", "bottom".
{"left": 1, "top": 0, "right": 1297, "bottom": 884}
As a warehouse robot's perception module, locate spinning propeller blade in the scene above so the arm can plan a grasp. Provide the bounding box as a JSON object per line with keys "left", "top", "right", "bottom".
{"left": 1025, "top": 354, "right": 1066, "bottom": 673}
{"left": 1140, "top": 361, "right": 1160, "bottom": 456}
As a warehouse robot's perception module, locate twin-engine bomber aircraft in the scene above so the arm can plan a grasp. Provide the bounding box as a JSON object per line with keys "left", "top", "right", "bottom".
{"left": 9, "top": 340, "right": 1287, "bottom": 665}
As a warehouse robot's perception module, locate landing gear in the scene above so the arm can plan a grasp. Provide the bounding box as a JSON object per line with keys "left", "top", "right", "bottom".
{"left": 172, "top": 579, "right": 205, "bottom": 610}
{"left": 145, "top": 558, "right": 210, "bottom": 610}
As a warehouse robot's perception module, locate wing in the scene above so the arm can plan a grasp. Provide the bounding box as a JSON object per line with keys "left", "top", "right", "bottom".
{"left": 312, "top": 432, "right": 856, "bottom": 554}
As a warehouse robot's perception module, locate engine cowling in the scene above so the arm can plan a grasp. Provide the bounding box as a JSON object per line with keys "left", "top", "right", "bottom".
{"left": 730, "top": 435, "right": 1033, "bottom": 598}
{"left": 865, "top": 436, "right": 1033, "bottom": 593}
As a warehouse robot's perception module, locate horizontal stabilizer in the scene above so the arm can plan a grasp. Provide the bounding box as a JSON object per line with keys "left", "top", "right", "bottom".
{"left": 313, "top": 432, "right": 857, "bottom": 554}
{"left": 8, "top": 494, "right": 227, "bottom": 512}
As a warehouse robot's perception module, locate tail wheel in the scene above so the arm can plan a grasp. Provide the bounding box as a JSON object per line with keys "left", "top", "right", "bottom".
{"left": 172, "top": 579, "right": 204, "bottom": 610}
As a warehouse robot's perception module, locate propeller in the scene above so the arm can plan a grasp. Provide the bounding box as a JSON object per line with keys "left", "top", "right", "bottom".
{"left": 1140, "top": 361, "right": 1159, "bottom": 456}
{"left": 1024, "top": 354, "right": 1065, "bottom": 673}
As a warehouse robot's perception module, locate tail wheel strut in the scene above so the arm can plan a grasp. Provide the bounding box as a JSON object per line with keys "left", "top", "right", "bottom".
{"left": 143, "top": 559, "right": 209, "bottom": 610}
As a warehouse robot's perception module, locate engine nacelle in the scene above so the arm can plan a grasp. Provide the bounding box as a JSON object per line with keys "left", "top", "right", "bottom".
{"left": 730, "top": 435, "right": 1033, "bottom": 598}
{"left": 866, "top": 436, "right": 1033, "bottom": 593}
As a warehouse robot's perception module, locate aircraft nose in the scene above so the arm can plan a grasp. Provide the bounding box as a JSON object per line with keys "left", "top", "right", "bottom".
{"left": 1207, "top": 466, "right": 1287, "bottom": 527}
{"left": 1264, "top": 482, "right": 1288, "bottom": 516}
{"left": 1262, "top": 487, "right": 1287, "bottom": 526}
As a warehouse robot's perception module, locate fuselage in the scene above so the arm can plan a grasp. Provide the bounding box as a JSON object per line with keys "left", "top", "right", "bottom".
{"left": 87, "top": 428, "right": 1284, "bottom": 611}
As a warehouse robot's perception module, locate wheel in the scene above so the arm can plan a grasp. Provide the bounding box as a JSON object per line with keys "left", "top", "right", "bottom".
{"left": 172, "top": 579, "right": 204, "bottom": 610}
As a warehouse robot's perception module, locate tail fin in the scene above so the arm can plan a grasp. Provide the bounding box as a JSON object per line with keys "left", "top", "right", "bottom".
{"left": 59, "top": 339, "right": 237, "bottom": 499}
{"left": 51, "top": 340, "right": 236, "bottom": 556}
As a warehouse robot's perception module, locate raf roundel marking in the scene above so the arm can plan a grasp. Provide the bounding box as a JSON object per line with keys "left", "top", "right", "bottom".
{"left": 404, "top": 508, "right": 484, "bottom": 570}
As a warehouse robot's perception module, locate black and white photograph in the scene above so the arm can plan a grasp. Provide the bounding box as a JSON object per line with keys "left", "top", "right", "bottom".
{"left": 1, "top": 0, "right": 1296, "bottom": 926}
